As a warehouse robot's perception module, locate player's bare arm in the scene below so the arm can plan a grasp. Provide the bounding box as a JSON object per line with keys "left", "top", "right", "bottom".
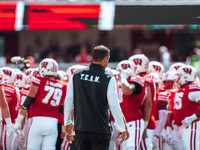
{"left": 15, "top": 84, "right": 38, "bottom": 130}
{"left": 121, "top": 81, "right": 135, "bottom": 96}
{"left": 0, "top": 85, "right": 11, "bottom": 119}
{"left": 143, "top": 85, "right": 152, "bottom": 128}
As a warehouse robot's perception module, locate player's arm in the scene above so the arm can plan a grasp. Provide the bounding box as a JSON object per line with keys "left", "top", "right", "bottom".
{"left": 142, "top": 85, "right": 152, "bottom": 129}
{"left": 182, "top": 91, "right": 200, "bottom": 127}
{"left": 165, "top": 99, "right": 173, "bottom": 128}
{"left": 154, "top": 101, "right": 168, "bottom": 136}
{"left": 0, "top": 85, "right": 10, "bottom": 119}
{"left": 121, "top": 80, "right": 142, "bottom": 96}
{"left": 120, "top": 69, "right": 133, "bottom": 95}
{"left": 120, "top": 69, "right": 142, "bottom": 95}
{"left": 15, "top": 84, "right": 38, "bottom": 129}
{"left": 0, "top": 85, "right": 12, "bottom": 126}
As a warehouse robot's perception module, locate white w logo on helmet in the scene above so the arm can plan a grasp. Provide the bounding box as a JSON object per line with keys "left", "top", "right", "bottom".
{"left": 121, "top": 64, "right": 131, "bottom": 70}
{"left": 133, "top": 59, "right": 142, "bottom": 66}
{"left": 183, "top": 68, "right": 192, "bottom": 75}
{"left": 152, "top": 65, "right": 161, "bottom": 72}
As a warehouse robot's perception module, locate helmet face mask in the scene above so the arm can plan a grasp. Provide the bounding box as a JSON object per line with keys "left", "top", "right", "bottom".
{"left": 163, "top": 80, "right": 175, "bottom": 89}
{"left": 39, "top": 58, "right": 58, "bottom": 77}
{"left": 162, "top": 70, "right": 178, "bottom": 89}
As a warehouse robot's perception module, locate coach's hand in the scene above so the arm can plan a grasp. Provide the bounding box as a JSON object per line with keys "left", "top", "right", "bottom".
{"left": 125, "top": 130, "right": 130, "bottom": 140}
{"left": 116, "top": 131, "right": 126, "bottom": 144}
{"left": 65, "top": 123, "right": 74, "bottom": 144}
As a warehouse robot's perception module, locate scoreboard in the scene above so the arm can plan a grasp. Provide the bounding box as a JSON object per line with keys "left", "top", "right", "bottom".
{"left": 26, "top": 4, "right": 100, "bottom": 30}
{"left": 0, "top": 1, "right": 115, "bottom": 31}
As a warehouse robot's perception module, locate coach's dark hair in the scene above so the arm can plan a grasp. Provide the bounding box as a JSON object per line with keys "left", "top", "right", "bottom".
{"left": 92, "top": 45, "right": 110, "bottom": 62}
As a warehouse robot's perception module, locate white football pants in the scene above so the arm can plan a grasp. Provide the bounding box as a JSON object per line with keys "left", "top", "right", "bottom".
{"left": 121, "top": 119, "right": 145, "bottom": 150}
{"left": 26, "top": 117, "right": 58, "bottom": 150}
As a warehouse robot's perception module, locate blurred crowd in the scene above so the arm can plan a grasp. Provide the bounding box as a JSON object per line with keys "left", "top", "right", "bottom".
{"left": 22, "top": 34, "right": 198, "bottom": 67}
{"left": 22, "top": 33, "right": 130, "bottom": 64}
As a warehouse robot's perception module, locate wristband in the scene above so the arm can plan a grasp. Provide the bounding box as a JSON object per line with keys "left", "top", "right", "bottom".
{"left": 22, "top": 96, "right": 35, "bottom": 110}
{"left": 144, "top": 121, "right": 148, "bottom": 129}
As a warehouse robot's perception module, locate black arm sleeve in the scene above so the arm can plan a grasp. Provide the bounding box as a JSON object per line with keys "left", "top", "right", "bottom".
{"left": 22, "top": 96, "right": 35, "bottom": 110}
{"left": 59, "top": 105, "right": 64, "bottom": 114}
{"left": 130, "top": 82, "right": 142, "bottom": 95}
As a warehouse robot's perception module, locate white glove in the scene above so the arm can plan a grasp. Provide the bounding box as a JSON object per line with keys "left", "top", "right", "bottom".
{"left": 14, "top": 122, "right": 21, "bottom": 133}
{"left": 166, "top": 135, "right": 174, "bottom": 146}
{"left": 120, "top": 69, "right": 131, "bottom": 80}
{"left": 182, "top": 114, "right": 197, "bottom": 128}
{"left": 165, "top": 127, "right": 173, "bottom": 146}
{"left": 5, "top": 118, "right": 14, "bottom": 136}
{"left": 152, "top": 135, "right": 159, "bottom": 148}
{"left": 17, "top": 130, "right": 25, "bottom": 149}
{"left": 14, "top": 113, "right": 24, "bottom": 133}
{"left": 6, "top": 124, "right": 14, "bottom": 136}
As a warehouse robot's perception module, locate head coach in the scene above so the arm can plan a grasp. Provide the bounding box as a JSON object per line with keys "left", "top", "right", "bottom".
{"left": 64, "top": 45, "right": 127, "bottom": 150}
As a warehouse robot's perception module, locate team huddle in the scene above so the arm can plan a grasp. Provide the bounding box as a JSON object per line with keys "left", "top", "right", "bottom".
{"left": 0, "top": 53, "right": 200, "bottom": 150}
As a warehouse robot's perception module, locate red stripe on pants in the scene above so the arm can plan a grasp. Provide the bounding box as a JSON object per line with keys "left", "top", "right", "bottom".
{"left": 194, "top": 123, "right": 197, "bottom": 150}
{"left": 190, "top": 123, "right": 193, "bottom": 150}
{"left": 135, "top": 121, "right": 138, "bottom": 150}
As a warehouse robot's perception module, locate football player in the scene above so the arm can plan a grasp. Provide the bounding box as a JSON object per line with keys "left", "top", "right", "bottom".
{"left": 56, "top": 70, "right": 68, "bottom": 150}
{"left": 0, "top": 67, "right": 20, "bottom": 150}
{"left": 14, "top": 58, "right": 67, "bottom": 150}
{"left": 170, "top": 65, "right": 200, "bottom": 150}
{"left": 117, "top": 60, "right": 151, "bottom": 150}
{"left": 61, "top": 65, "right": 86, "bottom": 150}
{"left": 106, "top": 67, "right": 125, "bottom": 150}
{"left": 161, "top": 70, "right": 178, "bottom": 150}
{"left": 0, "top": 74, "right": 13, "bottom": 150}
{"left": 150, "top": 73, "right": 168, "bottom": 150}
{"left": 129, "top": 54, "right": 156, "bottom": 150}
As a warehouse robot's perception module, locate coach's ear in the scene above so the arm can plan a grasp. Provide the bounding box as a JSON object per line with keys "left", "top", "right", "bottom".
{"left": 102, "top": 56, "right": 109, "bottom": 68}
